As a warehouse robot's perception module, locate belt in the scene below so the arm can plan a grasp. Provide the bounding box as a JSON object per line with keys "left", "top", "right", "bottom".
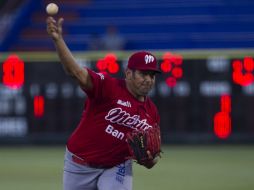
{"left": 72, "top": 154, "right": 90, "bottom": 166}
{"left": 71, "top": 154, "right": 108, "bottom": 169}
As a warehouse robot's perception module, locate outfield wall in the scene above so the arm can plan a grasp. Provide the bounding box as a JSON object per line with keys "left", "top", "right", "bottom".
{"left": 1, "top": 49, "right": 254, "bottom": 144}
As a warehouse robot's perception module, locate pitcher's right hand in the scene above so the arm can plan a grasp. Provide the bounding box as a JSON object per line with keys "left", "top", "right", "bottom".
{"left": 46, "top": 16, "right": 64, "bottom": 41}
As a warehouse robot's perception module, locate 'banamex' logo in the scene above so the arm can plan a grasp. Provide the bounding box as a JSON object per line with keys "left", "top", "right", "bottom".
{"left": 144, "top": 55, "right": 155, "bottom": 64}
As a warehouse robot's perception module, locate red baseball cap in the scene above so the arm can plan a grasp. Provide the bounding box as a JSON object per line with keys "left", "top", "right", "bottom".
{"left": 127, "top": 51, "right": 161, "bottom": 73}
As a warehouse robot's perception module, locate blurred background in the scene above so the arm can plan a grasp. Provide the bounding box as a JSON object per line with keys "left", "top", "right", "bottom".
{"left": 1, "top": 0, "right": 254, "bottom": 190}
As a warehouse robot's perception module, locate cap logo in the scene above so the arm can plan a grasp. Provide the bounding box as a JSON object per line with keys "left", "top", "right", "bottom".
{"left": 144, "top": 55, "right": 154, "bottom": 64}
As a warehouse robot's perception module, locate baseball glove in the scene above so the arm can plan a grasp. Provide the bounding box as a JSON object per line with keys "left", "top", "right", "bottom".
{"left": 126, "top": 127, "right": 162, "bottom": 165}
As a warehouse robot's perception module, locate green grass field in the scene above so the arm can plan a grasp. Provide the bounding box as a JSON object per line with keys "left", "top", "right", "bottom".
{"left": 0, "top": 145, "right": 254, "bottom": 190}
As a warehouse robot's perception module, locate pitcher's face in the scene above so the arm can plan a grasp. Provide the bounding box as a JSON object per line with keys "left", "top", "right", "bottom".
{"left": 126, "top": 69, "right": 156, "bottom": 97}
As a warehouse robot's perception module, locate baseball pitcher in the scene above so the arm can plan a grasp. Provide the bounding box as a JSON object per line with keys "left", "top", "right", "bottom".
{"left": 47, "top": 16, "right": 162, "bottom": 190}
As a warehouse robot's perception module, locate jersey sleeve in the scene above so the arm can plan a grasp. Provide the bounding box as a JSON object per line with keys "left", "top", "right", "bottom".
{"left": 82, "top": 68, "right": 114, "bottom": 100}
{"left": 155, "top": 109, "right": 161, "bottom": 128}
{"left": 148, "top": 98, "right": 161, "bottom": 128}
{"left": 152, "top": 105, "right": 160, "bottom": 128}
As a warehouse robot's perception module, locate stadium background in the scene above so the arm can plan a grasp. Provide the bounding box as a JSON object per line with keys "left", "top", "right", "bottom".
{"left": 1, "top": 0, "right": 254, "bottom": 189}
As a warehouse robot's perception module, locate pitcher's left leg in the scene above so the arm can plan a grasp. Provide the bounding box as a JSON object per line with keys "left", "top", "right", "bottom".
{"left": 97, "top": 160, "right": 133, "bottom": 190}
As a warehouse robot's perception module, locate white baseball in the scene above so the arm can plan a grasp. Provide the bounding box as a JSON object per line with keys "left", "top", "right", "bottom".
{"left": 46, "top": 3, "right": 59, "bottom": 15}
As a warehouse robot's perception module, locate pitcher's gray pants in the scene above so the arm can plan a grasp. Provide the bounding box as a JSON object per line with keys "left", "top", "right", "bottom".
{"left": 63, "top": 148, "right": 133, "bottom": 190}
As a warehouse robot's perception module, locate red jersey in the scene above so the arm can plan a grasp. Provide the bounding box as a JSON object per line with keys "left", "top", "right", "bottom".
{"left": 67, "top": 69, "right": 160, "bottom": 168}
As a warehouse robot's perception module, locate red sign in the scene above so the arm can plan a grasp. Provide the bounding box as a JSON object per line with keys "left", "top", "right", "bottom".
{"left": 2, "top": 54, "right": 25, "bottom": 89}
